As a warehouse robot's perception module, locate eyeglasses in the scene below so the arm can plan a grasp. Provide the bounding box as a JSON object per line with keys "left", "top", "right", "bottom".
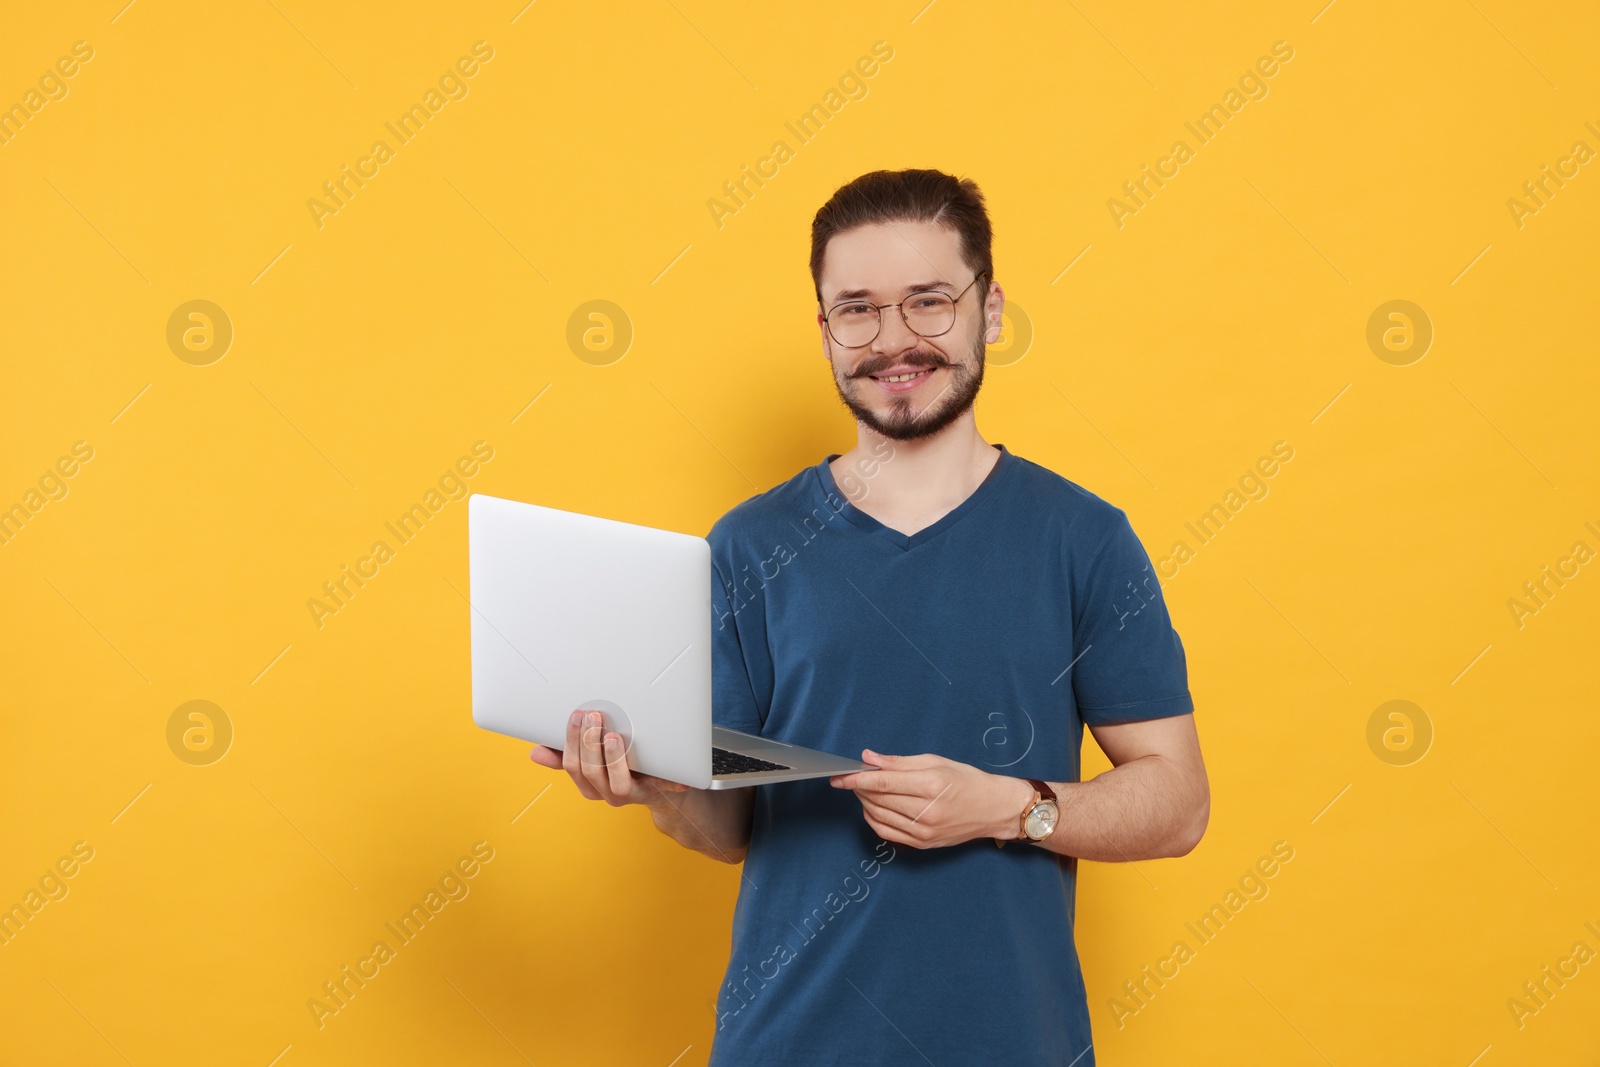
{"left": 821, "top": 271, "right": 988, "bottom": 348}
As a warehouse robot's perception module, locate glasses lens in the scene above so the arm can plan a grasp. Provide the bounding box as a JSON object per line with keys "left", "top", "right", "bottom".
{"left": 902, "top": 292, "right": 955, "bottom": 336}
{"left": 828, "top": 303, "right": 879, "bottom": 347}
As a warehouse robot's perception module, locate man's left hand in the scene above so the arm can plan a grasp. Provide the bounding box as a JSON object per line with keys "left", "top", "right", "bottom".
{"left": 829, "top": 750, "right": 1033, "bottom": 849}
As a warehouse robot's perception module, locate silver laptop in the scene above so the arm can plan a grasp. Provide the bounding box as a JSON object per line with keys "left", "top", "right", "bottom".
{"left": 467, "top": 493, "right": 871, "bottom": 789}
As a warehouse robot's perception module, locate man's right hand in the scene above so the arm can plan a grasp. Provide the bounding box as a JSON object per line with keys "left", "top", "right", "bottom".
{"left": 530, "top": 708, "right": 693, "bottom": 809}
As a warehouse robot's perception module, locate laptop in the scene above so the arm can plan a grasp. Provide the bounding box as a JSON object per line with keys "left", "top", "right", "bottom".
{"left": 467, "top": 493, "right": 872, "bottom": 789}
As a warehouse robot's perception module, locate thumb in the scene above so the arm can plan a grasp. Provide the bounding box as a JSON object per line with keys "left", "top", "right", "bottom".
{"left": 862, "top": 748, "right": 896, "bottom": 766}
{"left": 870, "top": 750, "right": 941, "bottom": 769}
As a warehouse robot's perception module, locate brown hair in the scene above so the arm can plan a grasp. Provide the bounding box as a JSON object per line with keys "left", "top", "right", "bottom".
{"left": 809, "top": 168, "right": 993, "bottom": 307}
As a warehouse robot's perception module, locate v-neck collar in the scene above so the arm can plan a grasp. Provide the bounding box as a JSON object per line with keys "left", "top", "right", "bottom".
{"left": 811, "top": 443, "right": 1014, "bottom": 551}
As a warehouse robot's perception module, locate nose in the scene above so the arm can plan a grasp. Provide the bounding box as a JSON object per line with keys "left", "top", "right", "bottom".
{"left": 871, "top": 305, "right": 921, "bottom": 354}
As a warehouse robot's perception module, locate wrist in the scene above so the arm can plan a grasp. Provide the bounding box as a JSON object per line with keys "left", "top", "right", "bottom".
{"left": 644, "top": 789, "right": 687, "bottom": 821}
{"left": 991, "top": 775, "right": 1037, "bottom": 840}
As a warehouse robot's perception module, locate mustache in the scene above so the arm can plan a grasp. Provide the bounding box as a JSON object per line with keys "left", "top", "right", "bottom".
{"left": 848, "top": 353, "right": 951, "bottom": 379}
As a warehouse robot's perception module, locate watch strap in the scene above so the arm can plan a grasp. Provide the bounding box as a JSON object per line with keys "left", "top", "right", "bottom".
{"left": 996, "top": 778, "right": 1056, "bottom": 848}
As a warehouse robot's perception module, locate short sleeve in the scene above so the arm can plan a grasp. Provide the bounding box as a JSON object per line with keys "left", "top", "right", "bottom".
{"left": 708, "top": 518, "right": 770, "bottom": 734}
{"left": 1070, "top": 511, "right": 1195, "bottom": 726}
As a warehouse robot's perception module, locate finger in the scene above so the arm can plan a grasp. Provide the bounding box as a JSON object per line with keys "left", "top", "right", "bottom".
{"left": 860, "top": 805, "right": 921, "bottom": 846}
{"left": 842, "top": 769, "right": 931, "bottom": 798}
{"left": 638, "top": 772, "right": 692, "bottom": 795}
{"left": 530, "top": 745, "right": 563, "bottom": 770}
{"left": 859, "top": 791, "right": 937, "bottom": 829}
{"left": 832, "top": 770, "right": 884, "bottom": 793}
{"left": 578, "top": 711, "right": 614, "bottom": 798}
{"left": 563, "top": 710, "right": 600, "bottom": 800}
{"left": 601, "top": 730, "right": 636, "bottom": 802}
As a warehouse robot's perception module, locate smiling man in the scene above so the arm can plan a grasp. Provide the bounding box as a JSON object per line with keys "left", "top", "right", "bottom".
{"left": 706, "top": 167, "right": 1210, "bottom": 1065}
{"left": 535, "top": 168, "right": 1208, "bottom": 1065}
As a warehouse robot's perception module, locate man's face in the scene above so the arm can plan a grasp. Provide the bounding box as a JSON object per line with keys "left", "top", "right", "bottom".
{"left": 816, "top": 220, "right": 1000, "bottom": 442}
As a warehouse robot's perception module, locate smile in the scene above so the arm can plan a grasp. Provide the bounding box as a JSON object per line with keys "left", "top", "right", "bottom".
{"left": 871, "top": 368, "right": 936, "bottom": 383}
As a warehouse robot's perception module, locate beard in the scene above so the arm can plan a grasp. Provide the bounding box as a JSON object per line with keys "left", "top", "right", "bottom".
{"left": 830, "top": 322, "right": 987, "bottom": 442}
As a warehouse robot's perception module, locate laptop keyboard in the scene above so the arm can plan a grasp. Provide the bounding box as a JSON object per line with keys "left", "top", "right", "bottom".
{"left": 712, "top": 747, "right": 792, "bottom": 775}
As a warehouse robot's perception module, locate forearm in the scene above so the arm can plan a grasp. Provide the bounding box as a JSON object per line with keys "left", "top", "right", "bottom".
{"left": 1004, "top": 754, "right": 1208, "bottom": 862}
{"left": 647, "top": 787, "right": 754, "bottom": 864}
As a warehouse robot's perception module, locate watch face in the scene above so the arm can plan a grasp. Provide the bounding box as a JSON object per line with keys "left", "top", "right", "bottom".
{"left": 1025, "top": 799, "right": 1059, "bottom": 839}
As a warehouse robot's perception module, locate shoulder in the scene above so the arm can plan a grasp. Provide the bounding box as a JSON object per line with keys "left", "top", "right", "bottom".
{"left": 706, "top": 461, "right": 824, "bottom": 555}
{"left": 1003, "top": 451, "right": 1134, "bottom": 552}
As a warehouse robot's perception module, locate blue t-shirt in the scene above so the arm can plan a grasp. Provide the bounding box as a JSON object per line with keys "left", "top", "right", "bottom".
{"left": 705, "top": 443, "right": 1194, "bottom": 1067}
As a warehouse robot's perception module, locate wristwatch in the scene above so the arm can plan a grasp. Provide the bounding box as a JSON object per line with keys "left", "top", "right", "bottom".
{"left": 995, "top": 777, "right": 1059, "bottom": 848}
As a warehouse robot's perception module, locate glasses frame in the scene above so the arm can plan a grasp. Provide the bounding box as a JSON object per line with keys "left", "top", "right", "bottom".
{"left": 821, "top": 270, "right": 989, "bottom": 348}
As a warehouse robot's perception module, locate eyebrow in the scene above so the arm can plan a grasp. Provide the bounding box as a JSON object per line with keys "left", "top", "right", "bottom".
{"left": 830, "top": 280, "right": 955, "bottom": 303}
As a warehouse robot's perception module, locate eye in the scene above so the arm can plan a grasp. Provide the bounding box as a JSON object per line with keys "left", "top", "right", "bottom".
{"left": 909, "top": 294, "right": 948, "bottom": 309}
{"left": 836, "top": 303, "right": 873, "bottom": 317}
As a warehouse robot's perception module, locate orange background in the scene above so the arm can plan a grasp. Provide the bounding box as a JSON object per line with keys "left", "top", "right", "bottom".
{"left": 2, "top": 1, "right": 1596, "bottom": 1063}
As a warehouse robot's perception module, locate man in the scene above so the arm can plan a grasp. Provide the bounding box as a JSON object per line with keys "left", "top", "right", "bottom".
{"left": 531, "top": 168, "right": 1208, "bottom": 1065}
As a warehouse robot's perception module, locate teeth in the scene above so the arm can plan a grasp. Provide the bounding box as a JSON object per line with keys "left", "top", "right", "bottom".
{"left": 877, "top": 369, "right": 931, "bottom": 382}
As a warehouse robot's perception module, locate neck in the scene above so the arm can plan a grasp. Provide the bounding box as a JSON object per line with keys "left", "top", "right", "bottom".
{"left": 835, "top": 411, "right": 998, "bottom": 512}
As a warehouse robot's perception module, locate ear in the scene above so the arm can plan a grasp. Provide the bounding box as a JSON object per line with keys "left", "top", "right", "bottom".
{"left": 984, "top": 309, "right": 1003, "bottom": 345}
{"left": 982, "top": 282, "right": 1005, "bottom": 345}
